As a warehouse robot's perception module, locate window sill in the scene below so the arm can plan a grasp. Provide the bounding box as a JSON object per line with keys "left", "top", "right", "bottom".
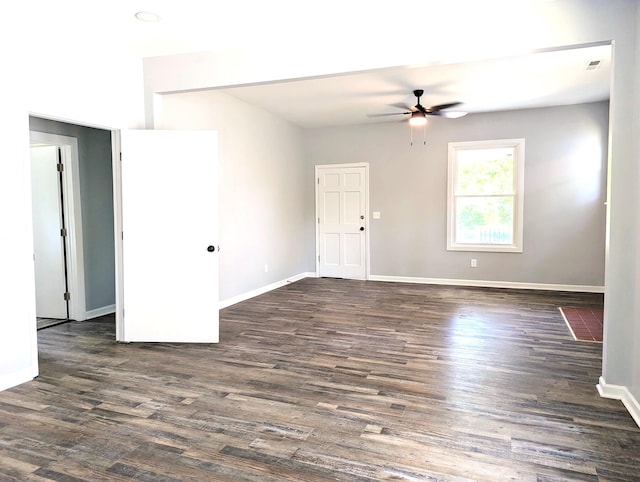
{"left": 447, "top": 244, "right": 522, "bottom": 253}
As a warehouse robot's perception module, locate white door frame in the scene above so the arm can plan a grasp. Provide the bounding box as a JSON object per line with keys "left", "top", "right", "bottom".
{"left": 111, "top": 130, "right": 124, "bottom": 341}
{"left": 29, "top": 131, "right": 87, "bottom": 321}
{"left": 315, "top": 162, "right": 370, "bottom": 279}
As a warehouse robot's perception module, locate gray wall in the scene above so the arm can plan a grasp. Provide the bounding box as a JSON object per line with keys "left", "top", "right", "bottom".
{"left": 159, "top": 90, "right": 311, "bottom": 301}
{"left": 304, "top": 101, "right": 609, "bottom": 288}
{"left": 29, "top": 117, "right": 115, "bottom": 312}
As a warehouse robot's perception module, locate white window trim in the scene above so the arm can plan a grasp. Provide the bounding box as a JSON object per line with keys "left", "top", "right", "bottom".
{"left": 447, "top": 138, "right": 525, "bottom": 253}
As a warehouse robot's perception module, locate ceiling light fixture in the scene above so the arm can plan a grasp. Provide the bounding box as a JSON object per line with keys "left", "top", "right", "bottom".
{"left": 408, "top": 111, "right": 427, "bottom": 126}
{"left": 135, "top": 11, "right": 161, "bottom": 22}
{"left": 409, "top": 112, "right": 428, "bottom": 146}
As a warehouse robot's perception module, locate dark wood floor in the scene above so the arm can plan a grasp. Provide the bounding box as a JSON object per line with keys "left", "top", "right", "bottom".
{"left": 1, "top": 278, "right": 639, "bottom": 481}
{"left": 37, "top": 318, "right": 70, "bottom": 331}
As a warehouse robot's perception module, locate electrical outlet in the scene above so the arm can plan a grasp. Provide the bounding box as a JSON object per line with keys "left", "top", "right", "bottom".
{"left": 471, "top": 258, "right": 477, "bottom": 268}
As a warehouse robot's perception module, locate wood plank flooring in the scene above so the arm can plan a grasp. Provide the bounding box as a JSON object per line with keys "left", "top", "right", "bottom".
{"left": 1, "top": 278, "right": 639, "bottom": 481}
{"left": 37, "top": 318, "right": 70, "bottom": 331}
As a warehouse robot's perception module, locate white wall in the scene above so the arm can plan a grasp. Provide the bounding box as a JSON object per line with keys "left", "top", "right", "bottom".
{"left": 158, "top": 90, "right": 311, "bottom": 301}
{"left": 304, "top": 102, "right": 609, "bottom": 289}
{"left": 629, "top": 4, "right": 640, "bottom": 411}
{"left": 600, "top": 2, "right": 640, "bottom": 405}
{"left": 0, "top": 61, "right": 38, "bottom": 390}
{"left": 0, "top": 33, "right": 144, "bottom": 389}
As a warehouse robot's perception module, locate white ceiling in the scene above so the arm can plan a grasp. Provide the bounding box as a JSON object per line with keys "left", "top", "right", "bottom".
{"left": 19, "top": 1, "right": 611, "bottom": 129}
{"left": 222, "top": 44, "right": 611, "bottom": 128}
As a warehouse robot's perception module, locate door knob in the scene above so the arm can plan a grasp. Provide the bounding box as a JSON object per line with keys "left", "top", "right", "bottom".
{"left": 207, "top": 245, "right": 216, "bottom": 252}
{"left": 360, "top": 227, "right": 365, "bottom": 231}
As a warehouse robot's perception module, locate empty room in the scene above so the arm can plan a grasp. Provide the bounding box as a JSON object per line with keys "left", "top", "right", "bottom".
{"left": 2, "top": 1, "right": 640, "bottom": 480}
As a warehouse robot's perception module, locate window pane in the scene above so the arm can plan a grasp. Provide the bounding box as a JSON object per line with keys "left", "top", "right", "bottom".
{"left": 455, "top": 196, "right": 514, "bottom": 244}
{"left": 456, "top": 147, "right": 515, "bottom": 195}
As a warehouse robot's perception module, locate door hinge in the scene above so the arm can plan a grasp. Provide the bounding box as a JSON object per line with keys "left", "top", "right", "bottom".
{"left": 317, "top": 217, "right": 320, "bottom": 224}
{"left": 57, "top": 162, "right": 64, "bottom": 172}
{"left": 317, "top": 177, "right": 320, "bottom": 185}
{"left": 120, "top": 152, "right": 122, "bottom": 161}
{"left": 64, "top": 292, "right": 71, "bottom": 301}
{"left": 60, "top": 228, "right": 68, "bottom": 237}
{"left": 318, "top": 255, "right": 320, "bottom": 262}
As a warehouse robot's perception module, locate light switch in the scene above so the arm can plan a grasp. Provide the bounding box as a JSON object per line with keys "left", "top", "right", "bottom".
{"left": 372, "top": 211, "right": 381, "bottom": 219}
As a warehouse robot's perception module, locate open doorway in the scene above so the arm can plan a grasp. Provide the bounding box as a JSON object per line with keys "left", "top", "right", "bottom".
{"left": 29, "top": 117, "right": 116, "bottom": 327}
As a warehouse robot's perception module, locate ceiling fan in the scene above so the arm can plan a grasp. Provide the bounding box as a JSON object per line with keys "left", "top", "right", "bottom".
{"left": 370, "top": 89, "right": 466, "bottom": 125}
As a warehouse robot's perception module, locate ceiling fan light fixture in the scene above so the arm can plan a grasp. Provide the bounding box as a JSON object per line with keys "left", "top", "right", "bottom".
{"left": 409, "top": 111, "right": 427, "bottom": 126}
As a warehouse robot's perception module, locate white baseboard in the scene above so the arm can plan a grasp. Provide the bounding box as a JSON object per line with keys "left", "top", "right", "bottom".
{"left": 368, "top": 275, "right": 604, "bottom": 293}
{"left": 597, "top": 376, "right": 640, "bottom": 428}
{"left": 85, "top": 304, "right": 116, "bottom": 320}
{"left": 0, "top": 366, "right": 35, "bottom": 392}
{"left": 219, "top": 272, "right": 316, "bottom": 309}
{"left": 221, "top": 273, "right": 602, "bottom": 310}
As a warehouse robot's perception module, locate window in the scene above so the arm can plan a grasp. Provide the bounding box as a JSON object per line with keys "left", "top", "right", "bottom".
{"left": 447, "top": 139, "right": 524, "bottom": 252}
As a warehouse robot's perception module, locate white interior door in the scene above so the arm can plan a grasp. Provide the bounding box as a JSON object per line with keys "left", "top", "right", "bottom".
{"left": 120, "top": 130, "right": 219, "bottom": 342}
{"left": 30, "top": 146, "right": 68, "bottom": 319}
{"left": 317, "top": 164, "right": 368, "bottom": 279}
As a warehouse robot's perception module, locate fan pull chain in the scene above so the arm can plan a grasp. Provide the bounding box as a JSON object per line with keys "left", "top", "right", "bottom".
{"left": 409, "top": 124, "right": 427, "bottom": 146}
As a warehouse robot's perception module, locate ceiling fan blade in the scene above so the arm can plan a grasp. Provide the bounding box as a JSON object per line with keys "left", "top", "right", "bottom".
{"left": 427, "top": 102, "right": 463, "bottom": 113}
{"left": 367, "top": 112, "right": 411, "bottom": 118}
{"left": 389, "top": 103, "right": 414, "bottom": 111}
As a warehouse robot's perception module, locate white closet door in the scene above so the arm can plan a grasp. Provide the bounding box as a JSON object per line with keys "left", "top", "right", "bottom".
{"left": 31, "top": 146, "right": 67, "bottom": 319}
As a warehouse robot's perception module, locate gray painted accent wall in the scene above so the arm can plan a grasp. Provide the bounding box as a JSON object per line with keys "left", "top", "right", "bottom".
{"left": 29, "top": 117, "right": 115, "bottom": 313}
{"left": 159, "top": 90, "right": 311, "bottom": 302}
{"left": 304, "top": 101, "right": 609, "bottom": 287}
